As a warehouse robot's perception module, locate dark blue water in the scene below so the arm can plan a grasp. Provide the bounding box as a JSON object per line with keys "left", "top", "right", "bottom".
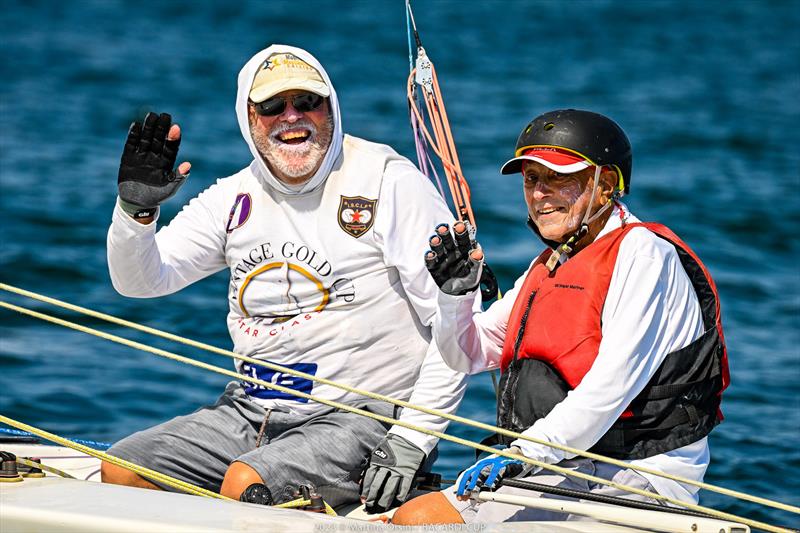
{"left": 1, "top": 0, "right": 798, "bottom": 526}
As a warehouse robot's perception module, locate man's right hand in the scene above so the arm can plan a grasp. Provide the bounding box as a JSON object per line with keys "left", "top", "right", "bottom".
{"left": 117, "top": 112, "right": 190, "bottom": 220}
{"left": 425, "top": 221, "right": 484, "bottom": 296}
{"left": 455, "top": 447, "right": 526, "bottom": 499}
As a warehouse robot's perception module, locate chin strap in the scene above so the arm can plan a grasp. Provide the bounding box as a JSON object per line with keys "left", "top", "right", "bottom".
{"left": 536, "top": 166, "right": 620, "bottom": 272}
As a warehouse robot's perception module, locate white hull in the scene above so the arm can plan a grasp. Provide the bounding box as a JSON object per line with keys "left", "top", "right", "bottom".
{"left": 0, "top": 443, "right": 748, "bottom": 533}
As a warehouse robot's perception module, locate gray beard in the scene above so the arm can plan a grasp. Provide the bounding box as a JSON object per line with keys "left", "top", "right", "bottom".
{"left": 250, "top": 115, "right": 333, "bottom": 183}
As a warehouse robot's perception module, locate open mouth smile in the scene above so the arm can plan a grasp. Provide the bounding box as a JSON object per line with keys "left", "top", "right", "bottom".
{"left": 276, "top": 128, "right": 312, "bottom": 145}
{"left": 537, "top": 206, "right": 565, "bottom": 216}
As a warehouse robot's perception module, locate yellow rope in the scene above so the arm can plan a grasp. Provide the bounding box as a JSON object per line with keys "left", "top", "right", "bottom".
{"left": 0, "top": 301, "right": 793, "bottom": 532}
{"left": 0, "top": 415, "right": 231, "bottom": 501}
{"left": 4, "top": 417, "right": 336, "bottom": 515}
{"left": 1, "top": 283, "right": 796, "bottom": 517}
{"left": 274, "top": 498, "right": 337, "bottom": 516}
{"left": 276, "top": 498, "right": 312, "bottom": 509}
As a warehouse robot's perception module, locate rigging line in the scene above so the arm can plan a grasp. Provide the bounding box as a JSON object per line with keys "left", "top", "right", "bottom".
{"left": 0, "top": 426, "right": 111, "bottom": 449}
{"left": 275, "top": 498, "right": 336, "bottom": 516}
{"left": 407, "top": 72, "right": 469, "bottom": 222}
{"left": 420, "top": 79, "right": 466, "bottom": 197}
{"left": 407, "top": 95, "right": 459, "bottom": 175}
{"left": 406, "top": 71, "right": 460, "bottom": 174}
{"left": 405, "top": 0, "right": 422, "bottom": 48}
{"left": 412, "top": 110, "right": 446, "bottom": 199}
{"left": 0, "top": 306, "right": 752, "bottom": 528}
{"left": 1, "top": 302, "right": 795, "bottom": 530}
{"left": 410, "top": 85, "right": 448, "bottom": 198}
{"left": 1, "top": 286, "right": 796, "bottom": 515}
{"left": 405, "top": 19, "right": 475, "bottom": 227}
{"left": 405, "top": 47, "right": 498, "bottom": 391}
{"left": 405, "top": 0, "right": 414, "bottom": 72}
{"left": 423, "top": 95, "right": 467, "bottom": 217}
{"left": 501, "top": 478, "right": 723, "bottom": 521}
{"left": 0, "top": 415, "right": 230, "bottom": 500}
{"left": 0, "top": 288, "right": 728, "bottom": 495}
{"left": 1, "top": 415, "right": 332, "bottom": 515}
{"left": 408, "top": 87, "right": 445, "bottom": 198}
{"left": 429, "top": 65, "right": 470, "bottom": 204}
{"left": 15, "top": 457, "right": 75, "bottom": 479}
{"left": 406, "top": 69, "right": 475, "bottom": 226}
{"left": 397, "top": 9, "right": 794, "bottom": 531}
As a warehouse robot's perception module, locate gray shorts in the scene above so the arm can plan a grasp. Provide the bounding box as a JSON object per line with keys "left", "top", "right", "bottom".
{"left": 444, "top": 458, "right": 666, "bottom": 523}
{"left": 108, "top": 382, "right": 396, "bottom": 507}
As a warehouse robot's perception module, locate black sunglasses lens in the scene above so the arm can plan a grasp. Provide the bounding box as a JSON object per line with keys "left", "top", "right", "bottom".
{"left": 292, "top": 93, "right": 324, "bottom": 112}
{"left": 255, "top": 97, "right": 286, "bottom": 116}
{"left": 254, "top": 94, "right": 323, "bottom": 116}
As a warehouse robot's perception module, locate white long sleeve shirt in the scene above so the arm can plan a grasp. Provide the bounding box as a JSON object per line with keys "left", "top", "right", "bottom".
{"left": 107, "top": 45, "right": 468, "bottom": 455}
{"left": 433, "top": 203, "right": 708, "bottom": 503}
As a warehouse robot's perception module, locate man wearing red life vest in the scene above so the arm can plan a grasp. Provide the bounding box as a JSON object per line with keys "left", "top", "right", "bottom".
{"left": 393, "top": 109, "right": 729, "bottom": 524}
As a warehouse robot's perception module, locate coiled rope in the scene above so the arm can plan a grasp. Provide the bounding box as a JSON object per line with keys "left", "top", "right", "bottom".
{"left": 1, "top": 292, "right": 796, "bottom": 531}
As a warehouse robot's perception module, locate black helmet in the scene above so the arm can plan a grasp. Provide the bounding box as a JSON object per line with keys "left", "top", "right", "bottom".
{"left": 500, "top": 109, "right": 632, "bottom": 194}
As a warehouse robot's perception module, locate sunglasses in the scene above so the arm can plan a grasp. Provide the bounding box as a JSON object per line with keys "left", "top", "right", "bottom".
{"left": 251, "top": 93, "right": 325, "bottom": 116}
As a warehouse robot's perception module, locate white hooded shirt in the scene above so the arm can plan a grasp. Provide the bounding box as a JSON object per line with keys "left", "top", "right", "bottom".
{"left": 107, "top": 45, "right": 468, "bottom": 454}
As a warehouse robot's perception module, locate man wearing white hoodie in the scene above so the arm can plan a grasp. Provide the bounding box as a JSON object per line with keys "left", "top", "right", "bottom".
{"left": 101, "top": 44, "right": 468, "bottom": 511}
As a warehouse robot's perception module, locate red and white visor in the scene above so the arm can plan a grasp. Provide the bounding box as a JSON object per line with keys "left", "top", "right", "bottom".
{"left": 500, "top": 146, "right": 592, "bottom": 175}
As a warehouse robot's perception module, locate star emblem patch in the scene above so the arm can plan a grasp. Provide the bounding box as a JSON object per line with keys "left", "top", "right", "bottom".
{"left": 338, "top": 196, "right": 377, "bottom": 238}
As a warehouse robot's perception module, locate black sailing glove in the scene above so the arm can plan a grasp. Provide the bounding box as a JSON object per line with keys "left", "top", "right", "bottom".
{"left": 117, "top": 112, "right": 186, "bottom": 218}
{"left": 425, "top": 222, "right": 485, "bottom": 296}
{"left": 360, "top": 434, "right": 426, "bottom": 513}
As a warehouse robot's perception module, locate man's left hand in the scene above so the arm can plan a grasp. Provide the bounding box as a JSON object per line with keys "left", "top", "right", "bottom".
{"left": 425, "top": 221, "right": 484, "bottom": 296}
{"left": 456, "top": 447, "right": 526, "bottom": 498}
{"left": 360, "top": 434, "right": 426, "bottom": 513}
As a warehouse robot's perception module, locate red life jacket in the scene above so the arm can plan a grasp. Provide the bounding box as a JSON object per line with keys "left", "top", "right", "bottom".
{"left": 495, "top": 222, "right": 729, "bottom": 459}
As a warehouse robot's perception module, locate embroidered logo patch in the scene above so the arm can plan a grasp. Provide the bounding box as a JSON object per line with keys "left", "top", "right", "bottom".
{"left": 338, "top": 196, "right": 377, "bottom": 238}
{"left": 226, "top": 193, "right": 252, "bottom": 233}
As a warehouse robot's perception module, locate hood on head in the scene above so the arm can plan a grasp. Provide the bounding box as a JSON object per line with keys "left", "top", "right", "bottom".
{"left": 236, "top": 44, "right": 343, "bottom": 195}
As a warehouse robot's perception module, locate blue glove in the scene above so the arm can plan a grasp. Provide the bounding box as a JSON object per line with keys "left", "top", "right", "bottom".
{"left": 456, "top": 452, "right": 525, "bottom": 497}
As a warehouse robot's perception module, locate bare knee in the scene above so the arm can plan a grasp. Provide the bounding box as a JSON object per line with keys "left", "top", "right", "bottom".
{"left": 100, "top": 461, "right": 160, "bottom": 490}
{"left": 220, "top": 461, "right": 264, "bottom": 499}
{"left": 392, "top": 492, "right": 464, "bottom": 525}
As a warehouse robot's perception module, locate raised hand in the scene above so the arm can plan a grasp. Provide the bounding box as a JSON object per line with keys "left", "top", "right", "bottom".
{"left": 117, "top": 112, "right": 190, "bottom": 218}
{"left": 425, "top": 221, "right": 486, "bottom": 297}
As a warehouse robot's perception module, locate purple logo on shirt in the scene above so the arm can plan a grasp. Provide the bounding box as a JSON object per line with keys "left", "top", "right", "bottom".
{"left": 226, "top": 193, "right": 252, "bottom": 233}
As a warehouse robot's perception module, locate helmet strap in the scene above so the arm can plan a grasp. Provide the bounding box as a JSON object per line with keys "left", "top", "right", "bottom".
{"left": 580, "top": 165, "right": 603, "bottom": 227}
{"left": 545, "top": 225, "right": 589, "bottom": 271}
